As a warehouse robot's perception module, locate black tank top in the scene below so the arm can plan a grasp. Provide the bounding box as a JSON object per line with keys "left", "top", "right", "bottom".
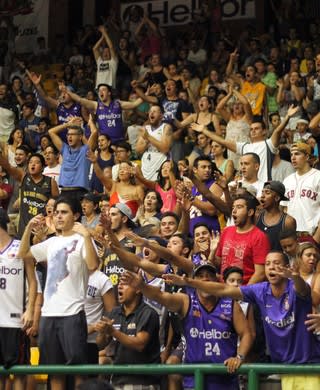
{"left": 18, "top": 174, "right": 52, "bottom": 238}
{"left": 256, "top": 211, "right": 287, "bottom": 251}
{"left": 195, "top": 112, "right": 215, "bottom": 132}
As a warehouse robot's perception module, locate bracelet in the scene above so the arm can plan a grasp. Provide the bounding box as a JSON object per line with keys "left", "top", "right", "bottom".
{"left": 236, "top": 354, "right": 245, "bottom": 361}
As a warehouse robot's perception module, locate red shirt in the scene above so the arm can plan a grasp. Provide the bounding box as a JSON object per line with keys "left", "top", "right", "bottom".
{"left": 216, "top": 226, "right": 270, "bottom": 284}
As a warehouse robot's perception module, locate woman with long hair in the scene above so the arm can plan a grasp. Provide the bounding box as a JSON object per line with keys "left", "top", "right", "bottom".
{"left": 210, "top": 140, "right": 234, "bottom": 182}
{"left": 88, "top": 152, "right": 144, "bottom": 217}
{"left": 297, "top": 242, "right": 320, "bottom": 309}
{"left": 134, "top": 160, "right": 179, "bottom": 213}
{"left": 3, "top": 128, "right": 25, "bottom": 167}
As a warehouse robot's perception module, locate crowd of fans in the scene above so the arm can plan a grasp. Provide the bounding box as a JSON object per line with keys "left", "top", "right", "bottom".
{"left": 2, "top": 3, "right": 320, "bottom": 390}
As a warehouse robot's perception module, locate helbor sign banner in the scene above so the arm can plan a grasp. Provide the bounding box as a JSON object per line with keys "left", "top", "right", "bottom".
{"left": 120, "top": 0, "right": 255, "bottom": 27}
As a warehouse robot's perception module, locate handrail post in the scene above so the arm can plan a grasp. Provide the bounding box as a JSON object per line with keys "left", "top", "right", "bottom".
{"left": 194, "top": 368, "right": 204, "bottom": 390}
{"left": 248, "top": 368, "right": 259, "bottom": 390}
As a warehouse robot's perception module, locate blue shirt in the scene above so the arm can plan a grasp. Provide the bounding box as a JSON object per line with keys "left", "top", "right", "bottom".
{"left": 241, "top": 279, "right": 320, "bottom": 363}
{"left": 59, "top": 143, "right": 90, "bottom": 189}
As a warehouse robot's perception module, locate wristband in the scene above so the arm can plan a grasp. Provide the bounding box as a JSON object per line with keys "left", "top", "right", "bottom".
{"left": 236, "top": 354, "right": 245, "bottom": 361}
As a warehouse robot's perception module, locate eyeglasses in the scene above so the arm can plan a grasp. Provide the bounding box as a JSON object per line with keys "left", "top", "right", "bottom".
{"left": 115, "top": 149, "right": 128, "bottom": 154}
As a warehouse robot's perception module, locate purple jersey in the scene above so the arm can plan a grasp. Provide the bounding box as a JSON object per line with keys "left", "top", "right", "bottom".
{"left": 241, "top": 279, "right": 320, "bottom": 363}
{"left": 183, "top": 293, "right": 238, "bottom": 389}
{"left": 96, "top": 100, "right": 124, "bottom": 143}
{"left": 189, "top": 179, "right": 220, "bottom": 236}
{"left": 56, "top": 102, "right": 82, "bottom": 142}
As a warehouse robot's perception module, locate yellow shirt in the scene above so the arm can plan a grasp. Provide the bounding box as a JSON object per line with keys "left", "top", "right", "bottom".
{"left": 241, "top": 81, "right": 266, "bottom": 115}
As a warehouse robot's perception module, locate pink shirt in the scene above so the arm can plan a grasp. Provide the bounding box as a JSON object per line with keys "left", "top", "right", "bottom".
{"left": 155, "top": 184, "right": 177, "bottom": 213}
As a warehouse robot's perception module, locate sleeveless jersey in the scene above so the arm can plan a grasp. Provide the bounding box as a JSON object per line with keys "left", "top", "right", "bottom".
{"left": 0, "top": 239, "right": 25, "bottom": 328}
{"left": 141, "top": 123, "right": 167, "bottom": 180}
{"left": 96, "top": 100, "right": 124, "bottom": 143}
{"left": 18, "top": 174, "right": 52, "bottom": 238}
{"left": 189, "top": 179, "right": 220, "bottom": 236}
{"left": 256, "top": 211, "right": 287, "bottom": 251}
{"left": 183, "top": 294, "right": 238, "bottom": 389}
{"left": 56, "top": 102, "right": 82, "bottom": 142}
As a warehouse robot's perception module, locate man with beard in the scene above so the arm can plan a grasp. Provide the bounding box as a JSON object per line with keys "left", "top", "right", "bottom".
{"left": 136, "top": 104, "right": 173, "bottom": 180}
{"left": 256, "top": 181, "right": 296, "bottom": 251}
{"left": 132, "top": 78, "right": 190, "bottom": 161}
{"left": 27, "top": 71, "right": 83, "bottom": 143}
{"left": 214, "top": 192, "right": 270, "bottom": 285}
{"left": 189, "top": 156, "right": 223, "bottom": 236}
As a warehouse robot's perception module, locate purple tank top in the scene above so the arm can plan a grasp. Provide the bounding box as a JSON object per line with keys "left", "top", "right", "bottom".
{"left": 56, "top": 103, "right": 82, "bottom": 142}
{"left": 189, "top": 179, "right": 220, "bottom": 236}
{"left": 183, "top": 293, "right": 238, "bottom": 389}
{"left": 96, "top": 100, "right": 124, "bottom": 143}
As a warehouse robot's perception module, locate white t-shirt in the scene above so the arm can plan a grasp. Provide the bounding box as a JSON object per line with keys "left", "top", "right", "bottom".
{"left": 0, "top": 106, "right": 16, "bottom": 140}
{"left": 272, "top": 159, "right": 295, "bottom": 182}
{"left": 95, "top": 57, "right": 118, "bottom": 89}
{"left": 43, "top": 164, "right": 61, "bottom": 186}
{"left": 85, "top": 270, "right": 113, "bottom": 343}
{"left": 31, "top": 234, "right": 89, "bottom": 317}
{"left": 236, "top": 139, "right": 277, "bottom": 183}
{"left": 241, "top": 179, "right": 264, "bottom": 198}
{"left": 283, "top": 168, "right": 320, "bottom": 233}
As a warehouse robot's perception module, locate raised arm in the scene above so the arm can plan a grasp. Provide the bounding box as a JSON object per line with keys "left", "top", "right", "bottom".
{"left": 190, "top": 172, "right": 231, "bottom": 217}
{"left": 126, "top": 232, "right": 194, "bottom": 274}
{"left": 233, "top": 89, "right": 253, "bottom": 122}
{"left": 163, "top": 273, "right": 243, "bottom": 300}
{"left": 22, "top": 257, "right": 37, "bottom": 330}
{"left": 98, "top": 25, "right": 117, "bottom": 60}
{"left": 72, "top": 223, "right": 99, "bottom": 271}
{"left": 216, "top": 85, "right": 233, "bottom": 121}
{"left": 131, "top": 81, "right": 159, "bottom": 105}
{"left": 274, "top": 265, "right": 310, "bottom": 297}
{"left": 92, "top": 33, "right": 105, "bottom": 62}
{"left": 87, "top": 114, "right": 99, "bottom": 150}
{"left": 120, "top": 97, "right": 143, "bottom": 110}
{"left": 18, "top": 215, "right": 45, "bottom": 261}
{"left": 26, "top": 69, "right": 58, "bottom": 109}
{"left": 48, "top": 116, "right": 82, "bottom": 151}
{"left": 191, "top": 123, "right": 237, "bottom": 153}
{"left": 309, "top": 111, "right": 320, "bottom": 137}
{"left": 270, "top": 104, "right": 300, "bottom": 147}
{"left": 122, "top": 271, "right": 189, "bottom": 316}
{"left": 59, "top": 83, "right": 97, "bottom": 112}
